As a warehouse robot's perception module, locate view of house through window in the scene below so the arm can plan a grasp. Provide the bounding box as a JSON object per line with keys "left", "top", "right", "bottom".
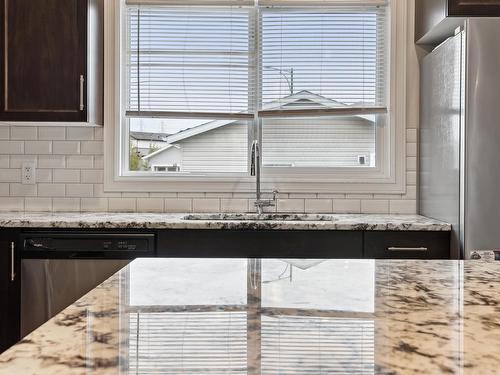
{"left": 123, "top": 1, "right": 388, "bottom": 175}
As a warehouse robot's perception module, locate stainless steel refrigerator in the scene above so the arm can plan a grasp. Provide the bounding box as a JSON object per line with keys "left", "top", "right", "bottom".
{"left": 420, "top": 18, "right": 500, "bottom": 259}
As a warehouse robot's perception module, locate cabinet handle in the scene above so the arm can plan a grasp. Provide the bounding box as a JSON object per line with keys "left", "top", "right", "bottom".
{"left": 79, "top": 75, "right": 85, "bottom": 111}
{"left": 10, "top": 242, "right": 15, "bottom": 282}
{"left": 387, "top": 246, "right": 428, "bottom": 252}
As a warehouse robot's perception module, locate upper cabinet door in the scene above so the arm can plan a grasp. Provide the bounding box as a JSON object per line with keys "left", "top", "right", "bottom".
{"left": 0, "top": 0, "right": 87, "bottom": 121}
{"left": 416, "top": 0, "right": 500, "bottom": 44}
{"left": 448, "top": 0, "right": 500, "bottom": 16}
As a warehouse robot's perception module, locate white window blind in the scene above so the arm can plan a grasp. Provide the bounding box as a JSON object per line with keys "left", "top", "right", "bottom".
{"left": 259, "top": 3, "right": 388, "bottom": 117}
{"left": 125, "top": 3, "right": 254, "bottom": 119}
{"left": 125, "top": 0, "right": 388, "bottom": 119}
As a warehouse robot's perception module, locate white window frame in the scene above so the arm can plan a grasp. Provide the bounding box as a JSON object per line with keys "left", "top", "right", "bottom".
{"left": 104, "top": 0, "right": 407, "bottom": 193}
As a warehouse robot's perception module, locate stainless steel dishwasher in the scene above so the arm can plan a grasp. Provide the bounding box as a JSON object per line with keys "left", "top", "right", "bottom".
{"left": 20, "top": 231, "right": 155, "bottom": 338}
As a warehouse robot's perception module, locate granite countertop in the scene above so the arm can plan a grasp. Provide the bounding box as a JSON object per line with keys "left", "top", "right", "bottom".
{"left": 0, "top": 212, "right": 451, "bottom": 231}
{"left": 1, "top": 258, "right": 499, "bottom": 374}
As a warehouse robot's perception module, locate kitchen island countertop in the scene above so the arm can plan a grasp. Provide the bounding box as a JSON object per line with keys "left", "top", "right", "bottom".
{"left": 0, "top": 257, "right": 498, "bottom": 374}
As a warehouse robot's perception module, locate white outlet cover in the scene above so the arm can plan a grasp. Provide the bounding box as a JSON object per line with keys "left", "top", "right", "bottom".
{"left": 22, "top": 162, "right": 36, "bottom": 185}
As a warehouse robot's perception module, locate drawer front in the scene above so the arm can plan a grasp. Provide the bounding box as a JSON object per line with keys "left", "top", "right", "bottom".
{"left": 364, "top": 231, "right": 451, "bottom": 259}
{"left": 158, "top": 230, "right": 363, "bottom": 259}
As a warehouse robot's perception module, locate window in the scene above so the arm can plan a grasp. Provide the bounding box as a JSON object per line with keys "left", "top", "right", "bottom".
{"left": 106, "top": 0, "right": 406, "bottom": 193}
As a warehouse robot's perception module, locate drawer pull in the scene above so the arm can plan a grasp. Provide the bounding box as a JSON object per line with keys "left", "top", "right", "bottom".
{"left": 387, "top": 246, "right": 428, "bottom": 252}
{"left": 10, "top": 242, "right": 15, "bottom": 282}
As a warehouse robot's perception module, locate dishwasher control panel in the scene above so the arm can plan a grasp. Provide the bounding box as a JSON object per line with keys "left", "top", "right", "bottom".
{"left": 21, "top": 232, "right": 156, "bottom": 258}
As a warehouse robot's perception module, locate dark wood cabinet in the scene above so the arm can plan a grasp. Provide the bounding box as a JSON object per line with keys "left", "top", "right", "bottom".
{"left": 158, "top": 230, "right": 364, "bottom": 259}
{"left": 416, "top": 0, "right": 500, "bottom": 44}
{"left": 0, "top": 0, "right": 103, "bottom": 123}
{"left": 448, "top": 0, "right": 500, "bottom": 16}
{"left": 363, "top": 231, "right": 451, "bottom": 260}
{"left": 0, "top": 229, "right": 20, "bottom": 353}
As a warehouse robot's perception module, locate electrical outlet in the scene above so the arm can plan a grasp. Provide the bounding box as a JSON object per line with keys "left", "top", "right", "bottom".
{"left": 22, "top": 162, "right": 36, "bottom": 185}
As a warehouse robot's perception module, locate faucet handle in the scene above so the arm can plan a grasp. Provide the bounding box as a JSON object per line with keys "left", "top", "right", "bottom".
{"left": 272, "top": 190, "right": 279, "bottom": 200}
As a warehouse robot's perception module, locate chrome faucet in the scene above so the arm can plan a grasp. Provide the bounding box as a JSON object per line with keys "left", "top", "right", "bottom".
{"left": 254, "top": 190, "right": 278, "bottom": 214}
{"left": 251, "top": 140, "right": 278, "bottom": 214}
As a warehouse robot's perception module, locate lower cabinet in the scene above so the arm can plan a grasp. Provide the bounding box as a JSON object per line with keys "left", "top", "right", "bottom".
{"left": 0, "top": 229, "right": 20, "bottom": 353}
{"left": 364, "top": 231, "right": 451, "bottom": 259}
{"left": 158, "top": 230, "right": 364, "bottom": 258}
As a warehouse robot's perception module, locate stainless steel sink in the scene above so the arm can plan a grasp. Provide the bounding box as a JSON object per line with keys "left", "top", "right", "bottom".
{"left": 182, "top": 213, "right": 336, "bottom": 221}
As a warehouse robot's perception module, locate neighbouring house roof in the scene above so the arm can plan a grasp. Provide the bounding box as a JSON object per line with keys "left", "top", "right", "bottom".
{"left": 143, "top": 91, "right": 376, "bottom": 161}
{"left": 130, "top": 131, "right": 170, "bottom": 142}
{"left": 143, "top": 144, "right": 176, "bottom": 160}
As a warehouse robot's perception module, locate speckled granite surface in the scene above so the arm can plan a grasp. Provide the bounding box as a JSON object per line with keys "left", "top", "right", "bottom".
{"left": 0, "top": 258, "right": 498, "bottom": 374}
{"left": 0, "top": 212, "right": 451, "bottom": 231}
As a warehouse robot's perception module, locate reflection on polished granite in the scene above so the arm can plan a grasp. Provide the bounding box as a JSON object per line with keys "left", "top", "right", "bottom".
{"left": 0, "top": 258, "right": 499, "bottom": 374}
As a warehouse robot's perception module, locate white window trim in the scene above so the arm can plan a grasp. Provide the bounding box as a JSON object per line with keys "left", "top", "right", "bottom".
{"left": 104, "top": 0, "right": 407, "bottom": 193}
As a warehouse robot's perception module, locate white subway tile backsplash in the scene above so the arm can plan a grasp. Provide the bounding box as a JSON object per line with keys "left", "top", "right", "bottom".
{"left": 0, "top": 123, "right": 416, "bottom": 214}
{"left": 67, "top": 155, "right": 93, "bottom": 169}
{"left": 193, "top": 198, "right": 220, "bottom": 213}
{"left": 305, "top": 199, "right": 333, "bottom": 213}
{"left": 347, "top": 194, "right": 374, "bottom": 199}
{"left": 66, "top": 127, "right": 94, "bottom": 141}
{"left": 93, "top": 155, "right": 104, "bottom": 169}
{"left": 406, "top": 129, "right": 417, "bottom": 143}
{"left": 66, "top": 184, "right": 94, "bottom": 197}
{"left": 0, "top": 183, "right": 9, "bottom": 196}
{"left": 0, "top": 197, "right": 24, "bottom": 211}
{"left": 122, "top": 192, "right": 148, "bottom": 198}
{"left": 406, "top": 156, "right": 417, "bottom": 172}
{"left": 81, "top": 141, "right": 103, "bottom": 155}
{"left": 403, "top": 185, "right": 417, "bottom": 200}
{"left": 53, "top": 141, "right": 80, "bottom": 155}
{"left": 53, "top": 198, "right": 80, "bottom": 212}
{"left": 53, "top": 169, "right": 80, "bottom": 183}
{"left": 333, "top": 199, "right": 361, "bottom": 214}
{"left": 9, "top": 155, "right": 36, "bottom": 168}
{"left": 0, "top": 127, "right": 9, "bottom": 140}
{"left": 94, "top": 127, "right": 104, "bottom": 140}
{"left": 390, "top": 200, "right": 417, "bottom": 214}
{"left": 407, "top": 142, "right": 417, "bottom": 157}
{"left": 11, "top": 127, "right": 37, "bottom": 140}
{"left": 277, "top": 199, "right": 305, "bottom": 213}
{"left": 221, "top": 199, "right": 248, "bottom": 213}
{"left": 179, "top": 192, "right": 206, "bottom": 198}
{"left": 81, "top": 170, "right": 103, "bottom": 184}
{"left": 35, "top": 169, "right": 53, "bottom": 183}
{"left": 108, "top": 198, "right": 136, "bottom": 212}
{"left": 0, "top": 156, "right": 9, "bottom": 168}
{"left": 93, "top": 184, "right": 121, "bottom": 198}
{"left": 9, "top": 184, "right": 37, "bottom": 197}
{"left": 38, "top": 184, "right": 65, "bottom": 197}
{"left": 25, "top": 198, "right": 52, "bottom": 212}
{"left": 0, "top": 141, "right": 24, "bottom": 154}
{"left": 25, "top": 141, "right": 52, "bottom": 154}
{"left": 317, "top": 193, "right": 346, "bottom": 199}
{"left": 0, "top": 169, "right": 21, "bottom": 183}
{"left": 361, "top": 200, "right": 390, "bottom": 214}
{"left": 137, "top": 198, "right": 164, "bottom": 212}
{"left": 165, "top": 198, "right": 192, "bottom": 213}
{"left": 150, "top": 192, "right": 178, "bottom": 198}
{"left": 407, "top": 171, "right": 417, "bottom": 186}
{"left": 39, "top": 127, "right": 66, "bottom": 140}
{"left": 38, "top": 155, "right": 66, "bottom": 169}
{"left": 81, "top": 198, "right": 108, "bottom": 212}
